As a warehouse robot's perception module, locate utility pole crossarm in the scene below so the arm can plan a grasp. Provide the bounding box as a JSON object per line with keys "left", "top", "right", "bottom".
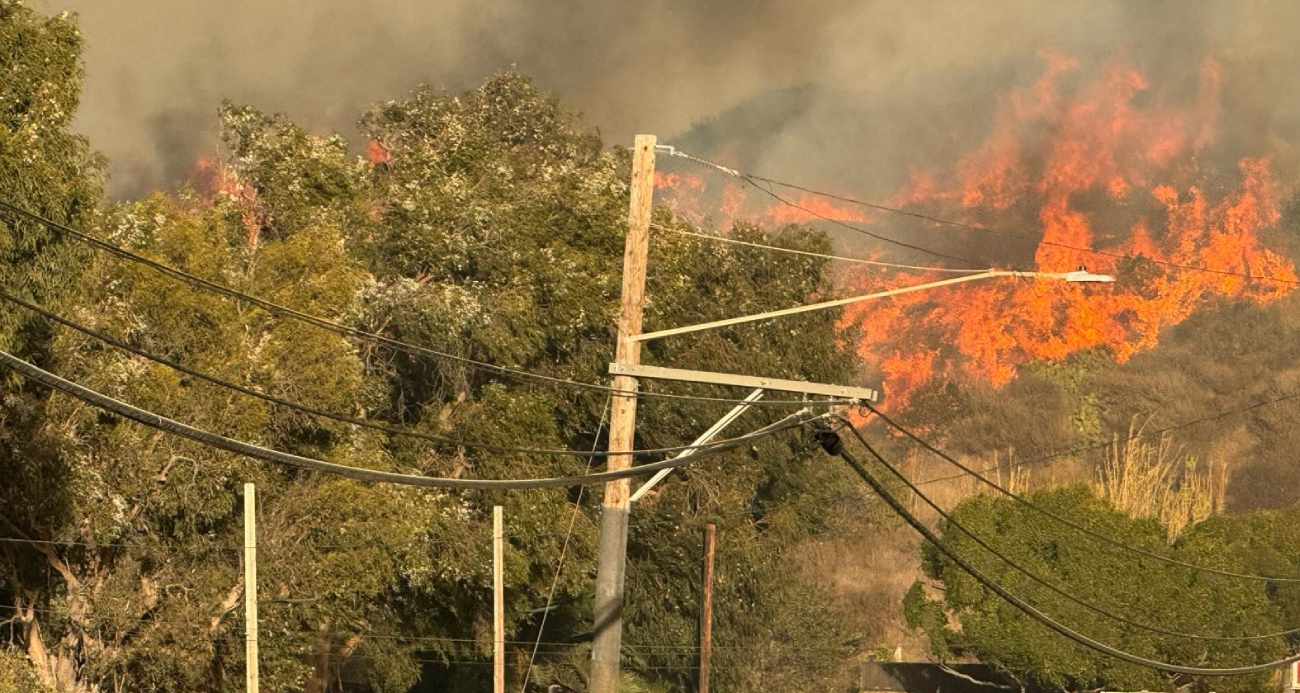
{"left": 608, "top": 363, "right": 879, "bottom": 402}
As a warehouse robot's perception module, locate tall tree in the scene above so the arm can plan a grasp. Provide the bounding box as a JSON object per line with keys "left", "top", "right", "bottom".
{"left": 0, "top": 3, "right": 104, "bottom": 689}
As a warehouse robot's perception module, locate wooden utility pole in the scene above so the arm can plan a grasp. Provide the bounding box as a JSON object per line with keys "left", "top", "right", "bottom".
{"left": 243, "top": 483, "right": 259, "bottom": 693}
{"left": 699, "top": 523, "right": 717, "bottom": 693}
{"left": 494, "top": 505, "right": 505, "bottom": 693}
{"left": 591, "top": 134, "right": 657, "bottom": 693}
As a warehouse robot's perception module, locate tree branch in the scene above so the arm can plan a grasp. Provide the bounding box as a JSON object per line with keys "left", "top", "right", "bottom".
{"left": 210, "top": 579, "right": 244, "bottom": 634}
{"left": 938, "top": 663, "right": 1017, "bottom": 690}
{"left": 0, "top": 515, "right": 79, "bottom": 590}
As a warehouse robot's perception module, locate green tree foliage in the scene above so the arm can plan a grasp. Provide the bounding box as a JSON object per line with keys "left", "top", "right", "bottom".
{"left": 905, "top": 486, "right": 1292, "bottom": 692}
{"left": 0, "top": 5, "right": 106, "bottom": 690}
{"left": 0, "top": 650, "right": 50, "bottom": 693}
{"left": 0, "top": 0, "right": 102, "bottom": 351}
{"left": 0, "top": 8, "right": 861, "bottom": 690}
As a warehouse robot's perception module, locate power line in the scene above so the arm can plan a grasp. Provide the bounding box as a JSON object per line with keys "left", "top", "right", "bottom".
{"left": 0, "top": 345, "right": 823, "bottom": 490}
{"left": 0, "top": 289, "right": 805, "bottom": 460}
{"left": 912, "top": 389, "right": 1300, "bottom": 487}
{"left": 817, "top": 426, "right": 1300, "bottom": 677}
{"left": 746, "top": 172, "right": 1300, "bottom": 286}
{"left": 312, "top": 650, "right": 760, "bottom": 672}
{"left": 742, "top": 177, "right": 990, "bottom": 269}
{"left": 838, "top": 419, "right": 1300, "bottom": 642}
{"left": 865, "top": 403, "right": 1300, "bottom": 583}
{"left": 0, "top": 505, "right": 823, "bottom": 555}
{"left": 0, "top": 535, "right": 546, "bottom": 552}
{"left": 649, "top": 222, "right": 985, "bottom": 274}
{"left": 662, "top": 147, "right": 1300, "bottom": 286}
{"left": 0, "top": 199, "right": 850, "bottom": 409}
{"left": 521, "top": 396, "right": 610, "bottom": 693}
{"left": 655, "top": 145, "right": 987, "bottom": 268}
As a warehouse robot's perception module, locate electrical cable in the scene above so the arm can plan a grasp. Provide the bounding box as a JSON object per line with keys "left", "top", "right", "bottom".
{"left": 649, "top": 222, "right": 986, "bottom": 274}
{"left": 816, "top": 426, "right": 1300, "bottom": 677}
{"left": 659, "top": 147, "right": 1300, "bottom": 286}
{"left": 521, "top": 396, "right": 610, "bottom": 693}
{"left": 0, "top": 200, "right": 853, "bottom": 408}
{"left": 0, "top": 289, "right": 809, "bottom": 459}
{"left": 744, "top": 172, "right": 1300, "bottom": 286}
{"left": 0, "top": 345, "right": 822, "bottom": 489}
{"left": 837, "top": 417, "right": 1300, "bottom": 642}
{"left": 0, "top": 603, "right": 852, "bottom": 656}
{"left": 0, "top": 504, "right": 820, "bottom": 553}
{"left": 913, "top": 388, "right": 1300, "bottom": 487}
{"left": 741, "top": 177, "right": 990, "bottom": 269}
{"left": 865, "top": 403, "right": 1300, "bottom": 583}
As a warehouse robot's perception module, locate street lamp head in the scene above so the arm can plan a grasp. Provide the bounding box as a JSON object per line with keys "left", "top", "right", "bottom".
{"left": 1063, "top": 269, "right": 1116, "bottom": 283}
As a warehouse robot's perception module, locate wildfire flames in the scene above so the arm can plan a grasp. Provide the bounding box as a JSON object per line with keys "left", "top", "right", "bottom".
{"left": 657, "top": 54, "right": 1298, "bottom": 405}
{"left": 191, "top": 157, "right": 262, "bottom": 245}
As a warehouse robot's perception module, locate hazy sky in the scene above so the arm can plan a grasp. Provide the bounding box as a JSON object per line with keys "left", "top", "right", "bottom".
{"left": 27, "top": 0, "right": 1300, "bottom": 198}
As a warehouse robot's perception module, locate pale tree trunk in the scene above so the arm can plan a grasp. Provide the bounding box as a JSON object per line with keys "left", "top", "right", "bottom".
{"left": 304, "top": 620, "right": 333, "bottom": 693}
{"left": 2, "top": 516, "right": 102, "bottom": 693}
{"left": 304, "top": 623, "right": 363, "bottom": 693}
{"left": 22, "top": 602, "right": 98, "bottom": 693}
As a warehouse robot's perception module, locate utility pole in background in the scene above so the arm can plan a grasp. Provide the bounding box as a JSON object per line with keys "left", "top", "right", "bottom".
{"left": 493, "top": 505, "right": 505, "bottom": 693}
{"left": 699, "top": 523, "right": 717, "bottom": 693}
{"left": 243, "top": 483, "right": 259, "bottom": 693}
{"left": 591, "top": 134, "right": 657, "bottom": 693}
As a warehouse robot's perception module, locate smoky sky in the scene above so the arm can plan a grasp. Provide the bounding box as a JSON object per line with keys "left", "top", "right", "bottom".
{"left": 26, "top": 0, "right": 1300, "bottom": 200}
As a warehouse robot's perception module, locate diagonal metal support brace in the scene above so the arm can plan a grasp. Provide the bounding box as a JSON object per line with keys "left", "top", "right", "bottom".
{"left": 629, "top": 389, "right": 764, "bottom": 503}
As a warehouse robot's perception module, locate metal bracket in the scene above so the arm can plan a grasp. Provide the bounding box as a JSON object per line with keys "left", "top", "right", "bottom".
{"left": 629, "top": 389, "right": 765, "bottom": 503}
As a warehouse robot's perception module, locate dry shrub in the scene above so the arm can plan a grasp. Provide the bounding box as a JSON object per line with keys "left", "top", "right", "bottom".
{"left": 793, "top": 525, "right": 928, "bottom": 659}
{"left": 802, "top": 444, "right": 1090, "bottom": 661}
{"left": 990, "top": 449, "right": 1030, "bottom": 495}
{"left": 1094, "top": 420, "right": 1226, "bottom": 538}
{"left": 905, "top": 448, "right": 1036, "bottom": 526}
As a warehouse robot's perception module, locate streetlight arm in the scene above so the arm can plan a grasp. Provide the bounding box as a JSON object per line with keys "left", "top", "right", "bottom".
{"left": 629, "top": 269, "right": 1113, "bottom": 344}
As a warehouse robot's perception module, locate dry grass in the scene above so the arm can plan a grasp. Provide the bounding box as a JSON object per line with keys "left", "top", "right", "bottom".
{"left": 797, "top": 445, "right": 1094, "bottom": 660}
{"left": 793, "top": 524, "right": 928, "bottom": 659}
{"left": 1093, "top": 420, "right": 1227, "bottom": 538}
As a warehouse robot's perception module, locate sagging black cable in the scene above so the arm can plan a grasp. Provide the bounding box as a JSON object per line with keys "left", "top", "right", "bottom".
{"left": 0, "top": 288, "right": 796, "bottom": 459}
{"left": 837, "top": 418, "right": 1300, "bottom": 643}
{"left": 0, "top": 199, "right": 851, "bottom": 408}
{"left": 865, "top": 403, "right": 1300, "bottom": 584}
{"left": 814, "top": 426, "right": 1300, "bottom": 677}
{"left": 0, "top": 346, "right": 820, "bottom": 490}
{"left": 740, "top": 176, "right": 990, "bottom": 269}
{"left": 662, "top": 147, "right": 1300, "bottom": 286}
{"left": 742, "top": 171, "right": 1300, "bottom": 286}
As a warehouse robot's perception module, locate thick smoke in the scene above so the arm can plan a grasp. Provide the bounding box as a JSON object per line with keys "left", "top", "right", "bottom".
{"left": 28, "top": 0, "right": 1300, "bottom": 198}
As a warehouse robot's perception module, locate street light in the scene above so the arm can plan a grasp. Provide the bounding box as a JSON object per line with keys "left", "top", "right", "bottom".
{"left": 1062, "top": 269, "right": 1116, "bottom": 283}
{"left": 629, "top": 268, "right": 1116, "bottom": 344}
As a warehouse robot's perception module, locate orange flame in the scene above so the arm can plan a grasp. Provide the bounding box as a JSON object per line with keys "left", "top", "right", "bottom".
{"left": 838, "top": 56, "right": 1294, "bottom": 406}
{"left": 190, "top": 157, "right": 262, "bottom": 246}
{"left": 366, "top": 139, "right": 393, "bottom": 166}
{"left": 652, "top": 55, "right": 1295, "bottom": 409}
